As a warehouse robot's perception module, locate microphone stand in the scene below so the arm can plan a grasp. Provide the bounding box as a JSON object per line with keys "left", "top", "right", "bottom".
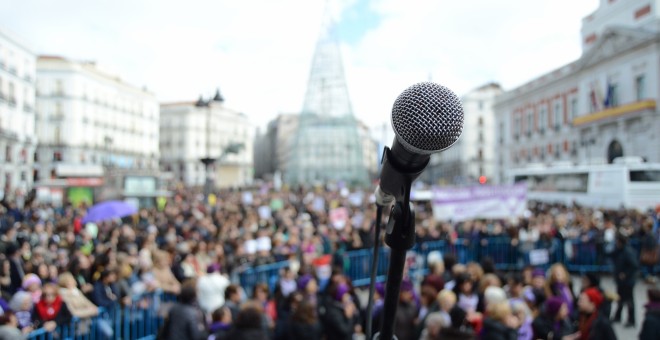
{"left": 374, "top": 174, "right": 416, "bottom": 340}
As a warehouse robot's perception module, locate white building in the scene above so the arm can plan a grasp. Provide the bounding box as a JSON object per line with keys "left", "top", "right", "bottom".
{"left": 494, "top": 0, "right": 660, "bottom": 184}
{"left": 429, "top": 83, "right": 502, "bottom": 185}
{"left": 0, "top": 28, "right": 36, "bottom": 199}
{"left": 35, "top": 56, "right": 160, "bottom": 182}
{"left": 160, "top": 92, "right": 254, "bottom": 188}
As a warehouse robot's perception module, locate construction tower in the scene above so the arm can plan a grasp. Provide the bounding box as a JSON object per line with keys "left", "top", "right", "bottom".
{"left": 286, "top": 5, "right": 369, "bottom": 187}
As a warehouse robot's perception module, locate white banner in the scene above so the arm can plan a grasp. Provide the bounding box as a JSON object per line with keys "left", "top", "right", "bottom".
{"left": 432, "top": 184, "right": 527, "bottom": 222}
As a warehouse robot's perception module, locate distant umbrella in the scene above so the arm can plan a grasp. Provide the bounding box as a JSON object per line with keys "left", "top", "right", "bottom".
{"left": 82, "top": 200, "right": 137, "bottom": 224}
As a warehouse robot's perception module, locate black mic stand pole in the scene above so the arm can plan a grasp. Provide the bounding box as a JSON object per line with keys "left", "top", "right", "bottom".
{"left": 374, "top": 178, "right": 416, "bottom": 340}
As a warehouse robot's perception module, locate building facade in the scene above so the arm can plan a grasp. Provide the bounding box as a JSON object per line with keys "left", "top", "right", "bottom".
{"left": 160, "top": 94, "right": 254, "bottom": 188}
{"left": 35, "top": 56, "right": 160, "bottom": 183}
{"left": 0, "top": 28, "right": 36, "bottom": 200}
{"left": 494, "top": 0, "right": 660, "bottom": 184}
{"left": 255, "top": 113, "right": 378, "bottom": 183}
{"left": 428, "top": 83, "right": 502, "bottom": 186}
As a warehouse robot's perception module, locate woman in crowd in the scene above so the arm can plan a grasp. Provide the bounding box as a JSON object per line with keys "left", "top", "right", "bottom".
{"left": 480, "top": 301, "right": 519, "bottom": 340}
{"left": 208, "top": 306, "right": 232, "bottom": 340}
{"left": 21, "top": 273, "right": 42, "bottom": 304}
{"left": 323, "top": 283, "right": 358, "bottom": 340}
{"left": 160, "top": 280, "right": 207, "bottom": 340}
{"left": 57, "top": 272, "right": 99, "bottom": 319}
{"left": 454, "top": 273, "right": 479, "bottom": 315}
{"left": 576, "top": 287, "right": 616, "bottom": 340}
{"left": 289, "top": 301, "right": 321, "bottom": 339}
{"left": 218, "top": 300, "right": 268, "bottom": 340}
{"left": 152, "top": 250, "right": 181, "bottom": 295}
{"left": 32, "top": 283, "right": 72, "bottom": 333}
{"left": 639, "top": 287, "right": 660, "bottom": 340}
{"left": 0, "top": 311, "right": 28, "bottom": 340}
{"left": 532, "top": 296, "right": 575, "bottom": 340}
{"left": 545, "top": 264, "right": 575, "bottom": 316}
{"left": 8, "top": 291, "right": 33, "bottom": 332}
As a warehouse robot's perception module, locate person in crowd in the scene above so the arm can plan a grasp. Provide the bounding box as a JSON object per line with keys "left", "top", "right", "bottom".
{"left": 152, "top": 250, "right": 181, "bottom": 295}
{"left": 639, "top": 287, "right": 660, "bottom": 340}
{"left": 68, "top": 255, "right": 93, "bottom": 296}
{"left": 198, "top": 264, "right": 230, "bottom": 315}
{"left": 612, "top": 233, "right": 639, "bottom": 327}
{"left": 289, "top": 300, "right": 321, "bottom": 339}
{"left": 454, "top": 273, "right": 479, "bottom": 315}
{"left": 579, "top": 272, "right": 615, "bottom": 319}
{"left": 532, "top": 296, "right": 576, "bottom": 340}
{"left": 91, "top": 270, "right": 119, "bottom": 310}
{"left": 544, "top": 264, "right": 575, "bottom": 316}
{"left": 252, "top": 283, "right": 276, "bottom": 330}
{"left": 419, "top": 312, "right": 444, "bottom": 340}
{"left": 160, "top": 280, "right": 207, "bottom": 340}
{"left": 6, "top": 243, "right": 25, "bottom": 295}
{"left": 0, "top": 257, "right": 12, "bottom": 299}
{"left": 480, "top": 301, "right": 519, "bottom": 340}
{"left": 208, "top": 306, "right": 232, "bottom": 340}
{"left": 511, "top": 299, "right": 533, "bottom": 340}
{"left": 57, "top": 272, "right": 99, "bottom": 319}
{"left": 296, "top": 273, "right": 319, "bottom": 308}
{"left": 222, "top": 284, "right": 242, "bottom": 321}
{"left": 32, "top": 283, "right": 72, "bottom": 333}
{"left": 21, "top": 273, "right": 42, "bottom": 304}
{"left": 438, "top": 304, "right": 476, "bottom": 339}
{"left": 393, "top": 279, "right": 418, "bottom": 340}
{"left": 639, "top": 220, "right": 658, "bottom": 283}
{"left": 218, "top": 300, "right": 268, "bottom": 340}
{"left": 477, "top": 274, "right": 503, "bottom": 313}
{"left": 0, "top": 311, "right": 27, "bottom": 340}
{"left": 577, "top": 287, "right": 616, "bottom": 340}
{"left": 8, "top": 291, "right": 33, "bottom": 332}
{"left": 323, "top": 282, "right": 358, "bottom": 340}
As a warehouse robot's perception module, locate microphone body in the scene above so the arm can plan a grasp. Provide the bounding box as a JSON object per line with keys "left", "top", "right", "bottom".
{"left": 372, "top": 82, "right": 464, "bottom": 340}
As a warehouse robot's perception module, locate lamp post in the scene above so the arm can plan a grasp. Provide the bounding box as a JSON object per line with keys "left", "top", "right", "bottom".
{"left": 197, "top": 95, "right": 244, "bottom": 203}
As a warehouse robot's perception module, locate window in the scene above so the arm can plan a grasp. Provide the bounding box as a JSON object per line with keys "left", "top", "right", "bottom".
{"left": 478, "top": 132, "right": 484, "bottom": 142}
{"left": 53, "top": 151, "right": 62, "bottom": 161}
{"left": 630, "top": 170, "right": 660, "bottom": 182}
{"left": 478, "top": 116, "right": 483, "bottom": 126}
{"left": 571, "top": 98, "right": 578, "bottom": 121}
{"left": 478, "top": 101, "right": 483, "bottom": 110}
{"left": 56, "top": 79, "right": 64, "bottom": 96}
{"left": 526, "top": 110, "right": 533, "bottom": 135}
{"left": 539, "top": 106, "right": 547, "bottom": 133}
{"left": 478, "top": 149, "right": 483, "bottom": 160}
{"left": 5, "top": 145, "right": 11, "bottom": 162}
{"left": 514, "top": 115, "right": 521, "bottom": 138}
{"left": 609, "top": 83, "right": 619, "bottom": 107}
{"left": 553, "top": 101, "right": 562, "bottom": 130}
{"left": 8, "top": 82, "right": 15, "bottom": 104}
{"left": 636, "top": 75, "right": 646, "bottom": 101}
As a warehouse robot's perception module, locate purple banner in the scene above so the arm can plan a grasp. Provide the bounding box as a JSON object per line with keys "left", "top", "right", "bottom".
{"left": 432, "top": 184, "right": 527, "bottom": 222}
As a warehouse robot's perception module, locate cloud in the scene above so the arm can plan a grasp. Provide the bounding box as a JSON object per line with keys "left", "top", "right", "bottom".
{"left": 0, "top": 0, "right": 599, "bottom": 135}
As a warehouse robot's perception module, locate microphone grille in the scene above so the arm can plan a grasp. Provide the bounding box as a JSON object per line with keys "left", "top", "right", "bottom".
{"left": 391, "top": 82, "right": 464, "bottom": 154}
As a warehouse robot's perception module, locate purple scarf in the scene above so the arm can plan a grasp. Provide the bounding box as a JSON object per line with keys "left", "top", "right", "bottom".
{"left": 553, "top": 283, "right": 574, "bottom": 314}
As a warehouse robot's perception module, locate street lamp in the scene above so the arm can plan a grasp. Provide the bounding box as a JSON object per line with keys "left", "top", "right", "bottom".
{"left": 197, "top": 94, "right": 245, "bottom": 202}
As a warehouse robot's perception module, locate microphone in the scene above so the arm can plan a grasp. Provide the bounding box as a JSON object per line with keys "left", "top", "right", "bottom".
{"left": 376, "top": 82, "right": 464, "bottom": 204}
{"left": 371, "top": 82, "right": 463, "bottom": 340}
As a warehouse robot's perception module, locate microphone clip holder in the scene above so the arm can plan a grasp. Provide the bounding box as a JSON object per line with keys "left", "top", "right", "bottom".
{"left": 373, "top": 149, "right": 417, "bottom": 340}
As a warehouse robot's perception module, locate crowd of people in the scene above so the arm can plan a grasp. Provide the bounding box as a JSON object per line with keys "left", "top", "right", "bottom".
{"left": 0, "top": 184, "right": 657, "bottom": 340}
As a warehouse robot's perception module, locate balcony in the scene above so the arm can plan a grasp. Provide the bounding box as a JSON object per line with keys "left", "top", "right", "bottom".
{"left": 573, "top": 100, "right": 656, "bottom": 126}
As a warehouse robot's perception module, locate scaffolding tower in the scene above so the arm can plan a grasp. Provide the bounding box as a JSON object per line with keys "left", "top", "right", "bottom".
{"left": 286, "top": 6, "right": 369, "bottom": 187}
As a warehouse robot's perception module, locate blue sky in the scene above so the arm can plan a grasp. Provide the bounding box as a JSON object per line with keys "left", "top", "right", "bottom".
{"left": 0, "top": 0, "right": 599, "bottom": 133}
